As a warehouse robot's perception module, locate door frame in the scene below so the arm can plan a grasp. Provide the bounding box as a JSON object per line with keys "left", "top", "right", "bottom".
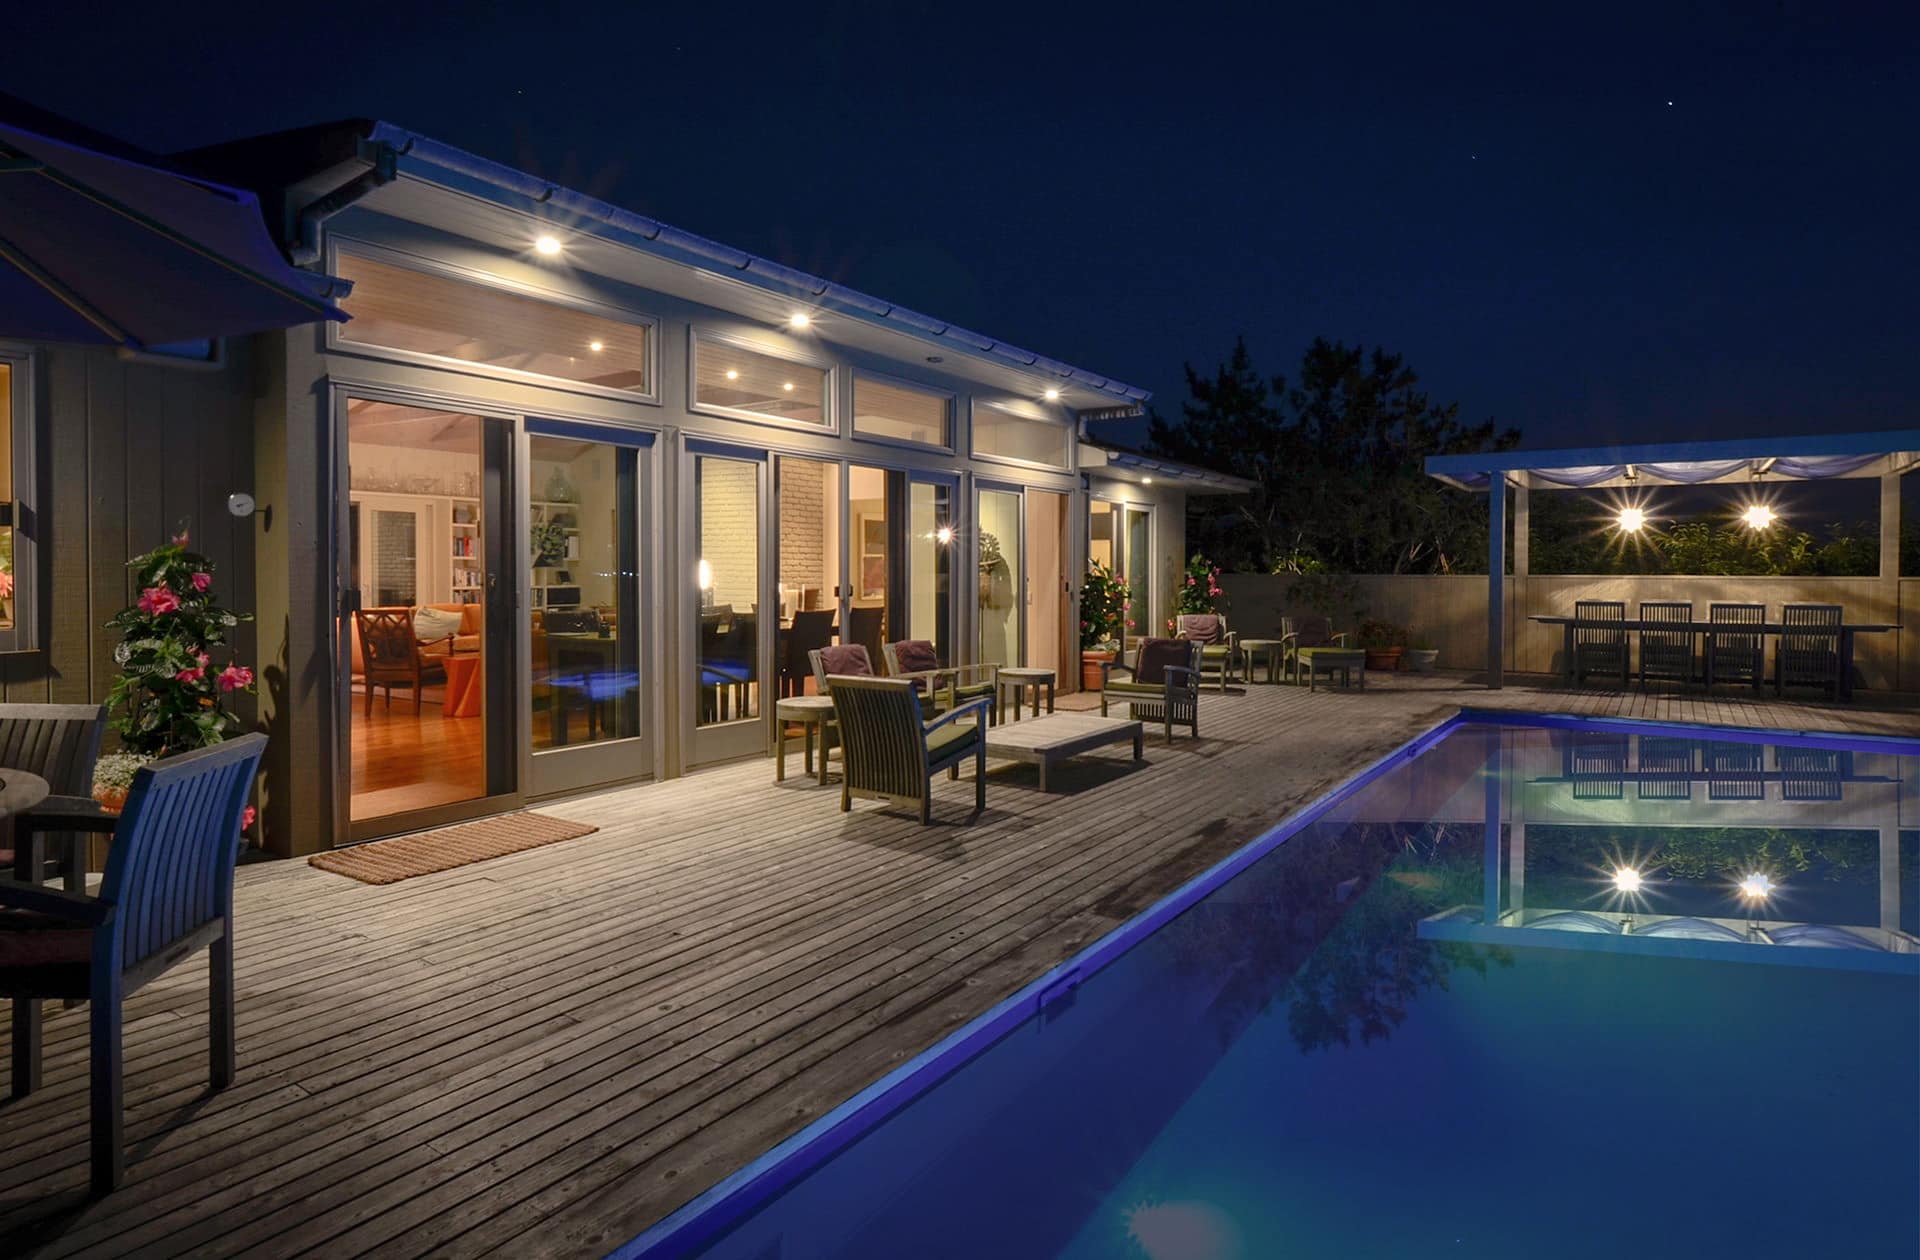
{"left": 329, "top": 384, "right": 525, "bottom": 845}
{"left": 683, "top": 439, "right": 775, "bottom": 768}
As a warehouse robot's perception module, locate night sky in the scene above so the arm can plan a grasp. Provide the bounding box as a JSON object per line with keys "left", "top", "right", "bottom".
{"left": 12, "top": 3, "right": 1917, "bottom": 449}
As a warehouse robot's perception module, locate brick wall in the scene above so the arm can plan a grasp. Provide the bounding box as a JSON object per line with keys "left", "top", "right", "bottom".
{"left": 698, "top": 458, "right": 760, "bottom": 609}
{"left": 778, "top": 459, "right": 826, "bottom": 593}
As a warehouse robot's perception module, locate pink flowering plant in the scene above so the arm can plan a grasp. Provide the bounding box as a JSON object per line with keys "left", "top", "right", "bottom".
{"left": 1167, "top": 553, "right": 1225, "bottom": 631}
{"left": 1079, "top": 561, "right": 1133, "bottom": 651}
{"left": 105, "top": 533, "right": 256, "bottom": 756}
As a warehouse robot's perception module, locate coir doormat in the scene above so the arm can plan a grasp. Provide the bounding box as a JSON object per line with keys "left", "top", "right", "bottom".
{"left": 309, "top": 812, "right": 598, "bottom": 885}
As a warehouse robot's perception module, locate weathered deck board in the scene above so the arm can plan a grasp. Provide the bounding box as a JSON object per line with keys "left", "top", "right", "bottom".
{"left": 1, "top": 674, "right": 1913, "bottom": 1258}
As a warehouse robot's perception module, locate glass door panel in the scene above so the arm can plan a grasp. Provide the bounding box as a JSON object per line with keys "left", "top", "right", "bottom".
{"left": 776, "top": 455, "right": 840, "bottom": 696}
{"left": 844, "top": 464, "right": 892, "bottom": 669}
{"left": 528, "top": 433, "right": 640, "bottom": 761}
{"left": 977, "top": 488, "right": 1023, "bottom": 668}
{"left": 344, "top": 400, "right": 512, "bottom": 833}
{"left": 695, "top": 454, "right": 764, "bottom": 729}
{"left": 907, "top": 479, "right": 954, "bottom": 663}
{"left": 1124, "top": 504, "right": 1152, "bottom": 648}
{"left": 1025, "top": 489, "right": 1070, "bottom": 679}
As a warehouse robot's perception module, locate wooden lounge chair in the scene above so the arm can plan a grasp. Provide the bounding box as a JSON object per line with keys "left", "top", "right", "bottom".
{"left": 1705, "top": 602, "right": 1765, "bottom": 692}
{"left": 1100, "top": 637, "right": 1202, "bottom": 742}
{"left": 1637, "top": 601, "right": 1694, "bottom": 688}
{"left": 1776, "top": 604, "right": 1842, "bottom": 698}
{"left": 1174, "top": 614, "right": 1237, "bottom": 691}
{"left": 354, "top": 607, "right": 448, "bottom": 716}
{"left": 827, "top": 675, "right": 990, "bottom": 825}
{"left": 0, "top": 703, "right": 107, "bottom": 893}
{"left": 1, "top": 733, "right": 267, "bottom": 1193}
{"left": 1279, "top": 615, "right": 1348, "bottom": 684}
{"left": 1571, "top": 600, "right": 1627, "bottom": 687}
{"left": 881, "top": 639, "right": 998, "bottom": 723}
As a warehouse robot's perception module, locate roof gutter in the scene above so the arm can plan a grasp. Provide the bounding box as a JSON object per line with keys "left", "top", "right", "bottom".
{"left": 290, "top": 139, "right": 396, "bottom": 267}
{"left": 362, "top": 123, "right": 1149, "bottom": 404}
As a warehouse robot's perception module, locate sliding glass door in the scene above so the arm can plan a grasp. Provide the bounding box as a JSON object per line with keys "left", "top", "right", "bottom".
{"left": 339, "top": 399, "right": 517, "bottom": 841}
{"left": 907, "top": 476, "right": 955, "bottom": 664}
{"left": 976, "top": 487, "right": 1024, "bottom": 669}
{"left": 690, "top": 447, "right": 768, "bottom": 764}
{"left": 1091, "top": 497, "right": 1155, "bottom": 650}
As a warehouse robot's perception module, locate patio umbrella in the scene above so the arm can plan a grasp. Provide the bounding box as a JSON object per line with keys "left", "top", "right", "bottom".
{"left": 0, "top": 98, "right": 348, "bottom": 350}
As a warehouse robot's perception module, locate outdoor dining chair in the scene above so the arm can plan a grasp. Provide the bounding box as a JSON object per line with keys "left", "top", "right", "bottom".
{"left": 1175, "top": 614, "right": 1238, "bottom": 691}
{"left": 1571, "top": 600, "right": 1628, "bottom": 686}
{"left": 882, "top": 640, "right": 998, "bottom": 723}
{"left": 1, "top": 733, "right": 267, "bottom": 1193}
{"left": 1636, "top": 601, "right": 1695, "bottom": 688}
{"left": 1704, "top": 602, "right": 1766, "bottom": 692}
{"left": 1776, "top": 604, "right": 1843, "bottom": 698}
{"left": 1278, "top": 614, "right": 1348, "bottom": 684}
{"left": 826, "top": 675, "right": 990, "bottom": 825}
{"left": 0, "top": 703, "right": 107, "bottom": 893}
{"left": 1100, "top": 637, "right": 1203, "bottom": 742}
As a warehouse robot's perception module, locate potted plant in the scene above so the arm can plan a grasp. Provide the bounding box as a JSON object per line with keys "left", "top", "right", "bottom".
{"left": 530, "top": 519, "right": 568, "bottom": 568}
{"left": 1165, "top": 552, "right": 1225, "bottom": 633}
{"left": 1405, "top": 633, "right": 1439, "bottom": 673}
{"left": 1079, "top": 561, "right": 1132, "bottom": 689}
{"left": 91, "top": 751, "right": 154, "bottom": 814}
{"left": 1358, "top": 618, "right": 1406, "bottom": 671}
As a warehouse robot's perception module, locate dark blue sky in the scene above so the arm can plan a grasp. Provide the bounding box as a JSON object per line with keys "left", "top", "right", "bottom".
{"left": 14, "top": 2, "right": 1916, "bottom": 447}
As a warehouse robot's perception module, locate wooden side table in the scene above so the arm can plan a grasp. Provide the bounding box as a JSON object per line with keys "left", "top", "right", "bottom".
{"left": 774, "top": 695, "right": 836, "bottom": 785}
{"left": 1239, "top": 638, "right": 1284, "bottom": 684}
{"left": 996, "top": 667, "right": 1056, "bottom": 721}
{"left": 442, "top": 653, "right": 483, "bottom": 718}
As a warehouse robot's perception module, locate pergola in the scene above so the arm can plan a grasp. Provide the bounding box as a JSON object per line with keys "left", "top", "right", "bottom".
{"left": 1425, "top": 430, "right": 1920, "bottom": 688}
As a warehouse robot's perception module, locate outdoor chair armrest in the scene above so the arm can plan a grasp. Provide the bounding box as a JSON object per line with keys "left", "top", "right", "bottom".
{"left": 16, "top": 794, "right": 119, "bottom": 836}
{"left": 0, "top": 880, "right": 113, "bottom": 925}
{"left": 1099, "top": 659, "right": 1131, "bottom": 685}
{"left": 923, "top": 696, "right": 993, "bottom": 733}
{"left": 1330, "top": 631, "right": 1351, "bottom": 646}
{"left": 1164, "top": 665, "right": 1200, "bottom": 683}
{"left": 1277, "top": 631, "right": 1298, "bottom": 650}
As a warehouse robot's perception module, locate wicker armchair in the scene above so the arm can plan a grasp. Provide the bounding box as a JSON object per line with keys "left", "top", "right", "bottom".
{"left": 354, "top": 607, "right": 448, "bottom": 716}
{"left": 1100, "top": 638, "right": 1202, "bottom": 742}
{"left": 827, "top": 675, "right": 990, "bottom": 825}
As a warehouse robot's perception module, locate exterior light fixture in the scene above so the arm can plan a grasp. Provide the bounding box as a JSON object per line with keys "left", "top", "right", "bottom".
{"left": 1043, "top": 388, "right": 1061, "bottom": 401}
{"left": 1616, "top": 507, "right": 1646, "bottom": 534}
{"left": 935, "top": 525, "right": 954, "bottom": 545}
{"left": 1611, "top": 866, "right": 1643, "bottom": 894}
{"left": 1738, "top": 873, "right": 1774, "bottom": 901}
{"left": 725, "top": 369, "right": 739, "bottom": 380}
{"left": 1741, "top": 504, "right": 1776, "bottom": 530}
{"left": 589, "top": 340, "right": 605, "bottom": 352}
{"left": 782, "top": 382, "right": 795, "bottom": 391}
{"left": 1141, "top": 476, "right": 1153, "bottom": 485}
{"left": 787, "top": 313, "right": 811, "bottom": 329}
{"left": 534, "top": 234, "right": 562, "bottom": 256}
{"left": 696, "top": 559, "right": 712, "bottom": 591}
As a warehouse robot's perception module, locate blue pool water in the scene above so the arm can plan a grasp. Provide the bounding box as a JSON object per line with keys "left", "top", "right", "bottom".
{"left": 628, "top": 715, "right": 1920, "bottom": 1259}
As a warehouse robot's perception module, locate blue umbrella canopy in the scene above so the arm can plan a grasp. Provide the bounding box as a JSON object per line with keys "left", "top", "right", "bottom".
{"left": 0, "top": 101, "right": 347, "bottom": 350}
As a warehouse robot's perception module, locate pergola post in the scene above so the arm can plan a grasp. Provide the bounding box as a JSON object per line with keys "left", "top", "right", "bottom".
{"left": 1881, "top": 470, "right": 1900, "bottom": 690}
{"left": 1486, "top": 472, "right": 1505, "bottom": 688}
{"left": 1513, "top": 476, "right": 1530, "bottom": 671}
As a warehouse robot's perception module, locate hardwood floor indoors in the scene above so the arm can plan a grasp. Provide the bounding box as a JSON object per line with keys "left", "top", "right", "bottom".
{"left": 348, "top": 680, "right": 487, "bottom": 820}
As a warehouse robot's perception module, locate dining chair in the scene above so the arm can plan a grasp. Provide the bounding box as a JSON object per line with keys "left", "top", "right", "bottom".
{"left": 353, "top": 607, "right": 447, "bottom": 716}
{"left": 1, "top": 733, "right": 266, "bottom": 1193}
{"left": 1704, "top": 603, "right": 1766, "bottom": 692}
{"left": 0, "top": 703, "right": 107, "bottom": 893}
{"left": 845, "top": 606, "right": 887, "bottom": 677}
{"left": 1776, "top": 604, "right": 1843, "bottom": 698}
{"left": 1571, "top": 601, "right": 1627, "bottom": 686}
{"left": 782, "top": 610, "right": 837, "bottom": 698}
{"left": 1636, "top": 602, "right": 1694, "bottom": 688}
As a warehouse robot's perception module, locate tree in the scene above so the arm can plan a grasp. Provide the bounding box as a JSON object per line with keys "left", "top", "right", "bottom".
{"left": 1147, "top": 337, "right": 1519, "bottom": 573}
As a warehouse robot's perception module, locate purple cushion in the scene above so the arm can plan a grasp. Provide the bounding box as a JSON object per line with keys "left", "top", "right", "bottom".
{"left": 818, "top": 644, "right": 873, "bottom": 676}
{"left": 1177, "top": 614, "right": 1223, "bottom": 644}
{"left": 891, "top": 640, "right": 940, "bottom": 675}
{"left": 0, "top": 909, "right": 93, "bottom": 967}
{"left": 1134, "top": 638, "right": 1190, "bottom": 685}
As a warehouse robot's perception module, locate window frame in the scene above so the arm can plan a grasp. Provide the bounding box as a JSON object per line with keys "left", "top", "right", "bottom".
{"left": 0, "top": 346, "right": 38, "bottom": 654}
{"left": 850, "top": 368, "right": 956, "bottom": 454}
{"left": 969, "top": 398, "right": 1076, "bottom": 473}
{"left": 688, "top": 328, "right": 837, "bottom": 434}
{"left": 326, "top": 237, "right": 663, "bottom": 406}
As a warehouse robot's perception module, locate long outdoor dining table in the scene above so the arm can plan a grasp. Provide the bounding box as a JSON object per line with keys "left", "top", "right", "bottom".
{"left": 1529, "top": 614, "right": 1900, "bottom": 699}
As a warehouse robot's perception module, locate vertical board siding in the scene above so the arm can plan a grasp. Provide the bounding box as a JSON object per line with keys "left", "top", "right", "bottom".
{"left": 13, "top": 344, "right": 256, "bottom": 731}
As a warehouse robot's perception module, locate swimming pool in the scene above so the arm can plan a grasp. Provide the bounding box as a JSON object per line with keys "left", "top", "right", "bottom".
{"left": 621, "top": 712, "right": 1920, "bottom": 1259}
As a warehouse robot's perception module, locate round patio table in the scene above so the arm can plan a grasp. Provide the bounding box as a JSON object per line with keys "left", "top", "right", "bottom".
{"left": 2, "top": 769, "right": 55, "bottom": 881}
{"left": 774, "top": 695, "right": 836, "bottom": 785}
{"left": 996, "top": 667, "right": 1056, "bottom": 721}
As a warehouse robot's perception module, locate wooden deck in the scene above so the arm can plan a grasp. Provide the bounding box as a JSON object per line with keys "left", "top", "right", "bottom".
{"left": 3, "top": 674, "right": 1915, "bottom": 1258}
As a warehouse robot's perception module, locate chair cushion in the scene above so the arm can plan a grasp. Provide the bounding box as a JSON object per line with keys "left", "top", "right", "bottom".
{"left": 819, "top": 644, "right": 873, "bottom": 676}
{"left": 1134, "top": 638, "right": 1190, "bottom": 685}
{"left": 1199, "top": 644, "right": 1232, "bottom": 658}
{"left": 1104, "top": 680, "right": 1167, "bottom": 696}
{"left": 925, "top": 721, "right": 980, "bottom": 761}
{"left": 0, "top": 909, "right": 93, "bottom": 967}
{"left": 1177, "top": 614, "right": 1224, "bottom": 644}
{"left": 891, "top": 640, "right": 940, "bottom": 674}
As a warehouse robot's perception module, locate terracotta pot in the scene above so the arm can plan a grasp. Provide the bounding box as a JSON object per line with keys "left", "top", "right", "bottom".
{"left": 1363, "top": 646, "right": 1404, "bottom": 671}
{"left": 93, "top": 786, "right": 128, "bottom": 814}
{"left": 1081, "top": 649, "right": 1116, "bottom": 690}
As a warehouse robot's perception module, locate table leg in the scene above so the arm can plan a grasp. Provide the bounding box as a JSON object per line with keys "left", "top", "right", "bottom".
{"left": 1133, "top": 729, "right": 1144, "bottom": 760}
{"left": 9, "top": 820, "right": 40, "bottom": 1097}
{"left": 1840, "top": 630, "right": 1855, "bottom": 701}
{"left": 776, "top": 717, "right": 787, "bottom": 782}
{"left": 1038, "top": 758, "right": 1049, "bottom": 793}
{"left": 1046, "top": 681, "right": 1055, "bottom": 714}
{"left": 1356, "top": 664, "right": 1365, "bottom": 691}
{"left": 1562, "top": 625, "right": 1574, "bottom": 685}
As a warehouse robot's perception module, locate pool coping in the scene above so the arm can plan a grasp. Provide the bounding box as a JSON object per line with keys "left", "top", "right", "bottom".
{"left": 614, "top": 708, "right": 1918, "bottom": 1258}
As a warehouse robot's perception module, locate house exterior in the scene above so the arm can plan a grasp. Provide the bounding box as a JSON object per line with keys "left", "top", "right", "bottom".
{"left": 1, "top": 120, "right": 1247, "bottom": 856}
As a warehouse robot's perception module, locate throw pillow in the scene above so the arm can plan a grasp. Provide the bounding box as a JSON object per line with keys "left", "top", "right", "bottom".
{"left": 892, "top": 640, "right": 940, "bottom": 674}
{"left": 1177, "top": 614, "right": 1223, "bottom": 644}
{"left": 1134, "top": 638, "right": 1190, "bottom": 685}
{"left": 414, "top": 606, "right": 465, "bottom": 644}
{"left": 818, "top": 644, "right": 873, "bottom": 677}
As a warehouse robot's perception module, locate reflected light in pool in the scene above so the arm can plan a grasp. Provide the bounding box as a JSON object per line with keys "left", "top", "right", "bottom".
{"left": 1124, "top": 1200, "right": 1245, "bottom": 1260}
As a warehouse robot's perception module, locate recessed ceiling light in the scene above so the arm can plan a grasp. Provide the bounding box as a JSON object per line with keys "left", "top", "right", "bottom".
{"left": 589, "top": 340, "right": 605, "bottom": 352}
{"left": 534, "top": 234, "right": 562, "bottom": 256}
{"left": 788, "top": 313, "right": 811, "bottom": 329}
{"left": 1043, "top": 388, "right": 1061, "bottom": 401}
{"left": 782, "top": 382, "right": 795, "bottom": 391}
{"left": 725, "top": 369, "right": 739, "bottom": 381}
{"left": 1141, "top": 476, "right": 1153, "bottom": 485}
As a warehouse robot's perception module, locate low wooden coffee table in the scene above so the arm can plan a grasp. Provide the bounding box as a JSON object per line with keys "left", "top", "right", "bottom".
{"left": 1296, "top": 646, "right": 1366, "bottom": 690}
{"left": 983, "top": 711, "right": 1143, "bottom": 791}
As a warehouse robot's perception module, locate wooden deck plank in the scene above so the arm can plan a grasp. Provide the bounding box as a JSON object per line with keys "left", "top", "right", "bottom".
{"left": 1, "top": 674, "right": 1912, "bottom": 1258}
